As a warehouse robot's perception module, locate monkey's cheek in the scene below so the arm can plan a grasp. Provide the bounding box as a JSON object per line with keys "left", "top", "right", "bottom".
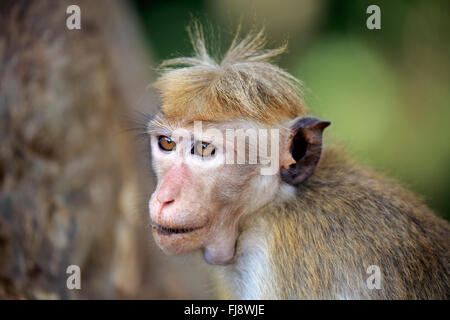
{"left": 152, "top": 229, "right": 203, "bottom": 255}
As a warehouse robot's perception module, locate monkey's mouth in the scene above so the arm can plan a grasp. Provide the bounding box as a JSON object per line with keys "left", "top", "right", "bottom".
{"left": 152, "top": 224, "right": 202, "bottom": 235}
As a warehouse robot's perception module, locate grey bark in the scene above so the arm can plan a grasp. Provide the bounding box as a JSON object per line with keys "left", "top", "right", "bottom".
{"left": 0, "top": 0, "right": 209, "bottom": 299}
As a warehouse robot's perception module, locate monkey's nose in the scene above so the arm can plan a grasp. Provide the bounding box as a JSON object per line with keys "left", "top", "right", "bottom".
{"left": 156, "top": 185, "right": 177, "bottom": 203}
{"left": 156, "top": 178, "right": 182, "bottom": 204}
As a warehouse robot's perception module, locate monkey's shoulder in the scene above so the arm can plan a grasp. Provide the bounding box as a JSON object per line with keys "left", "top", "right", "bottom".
{"left": 251, "top": 149, "right": 450, "bottom": 299}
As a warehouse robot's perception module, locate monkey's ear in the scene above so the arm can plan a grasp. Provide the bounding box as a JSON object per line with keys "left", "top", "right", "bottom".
{"left": 280, "top": 117, "right": 331, "bottom": 186}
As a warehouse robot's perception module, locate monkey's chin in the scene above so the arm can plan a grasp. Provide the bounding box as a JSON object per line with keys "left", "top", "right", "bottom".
{"left": 203, "top": 246, "right": 235, "bottom": 266}
{"left": 152, "top": 227, "right": 203, "bottom": 255}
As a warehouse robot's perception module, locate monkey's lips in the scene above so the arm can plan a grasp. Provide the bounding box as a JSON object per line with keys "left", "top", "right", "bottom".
{"left": 152, "top": 223, "right": 203, "bottom": 236}
{"left": 151, "top": 222, "right": 205, "bottom": 255}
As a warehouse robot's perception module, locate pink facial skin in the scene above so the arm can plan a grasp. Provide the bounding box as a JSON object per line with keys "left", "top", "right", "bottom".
{"left": 148, "top": 123, "right": 287, "bottom": 265}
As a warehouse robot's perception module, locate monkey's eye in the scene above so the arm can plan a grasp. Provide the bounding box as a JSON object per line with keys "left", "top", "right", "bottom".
{"left": 191, "top": 141, "right": 216, "bottom": 157}
{"left": 158, "top": 136, "right": 176, "bottom": 152}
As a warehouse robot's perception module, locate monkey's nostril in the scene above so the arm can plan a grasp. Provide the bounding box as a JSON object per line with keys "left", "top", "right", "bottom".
{"left": 164, "top": 200, "right": 174, "bottom": 206}
{"left": 158, "top": 200, "right": 174, "bottom": 216}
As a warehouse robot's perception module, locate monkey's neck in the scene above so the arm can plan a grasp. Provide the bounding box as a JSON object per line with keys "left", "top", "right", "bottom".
{"left": 217, "top": 148, "right": 355, "bottom": 299}
{"left": 217, "top": 209, "right": 274, "bottom": 299}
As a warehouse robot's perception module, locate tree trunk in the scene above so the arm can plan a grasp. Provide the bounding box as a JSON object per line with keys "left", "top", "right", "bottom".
{"left": 0, "top": 0, "right": 209, "bottom": 299}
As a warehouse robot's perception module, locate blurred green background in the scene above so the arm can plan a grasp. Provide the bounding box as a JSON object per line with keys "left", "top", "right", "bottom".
{"left": 131, "top": 0, "right": 450, "bottom": 220}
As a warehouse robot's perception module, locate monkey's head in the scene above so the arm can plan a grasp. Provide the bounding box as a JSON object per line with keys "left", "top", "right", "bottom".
{"left": 148, "top": 25, "right": 330, "bottom": 265}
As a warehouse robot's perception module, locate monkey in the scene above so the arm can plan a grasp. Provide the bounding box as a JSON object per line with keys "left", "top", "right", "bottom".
{"left": 146, "top": 24, "right": 450, "bottom": 299}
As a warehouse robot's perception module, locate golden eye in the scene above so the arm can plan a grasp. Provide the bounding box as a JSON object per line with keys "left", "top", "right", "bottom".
{"left": 192, "top": 141, "right": 216, "bottom": 157}
{"left": 158, "top": 136, "right": 176, "bottom": 151}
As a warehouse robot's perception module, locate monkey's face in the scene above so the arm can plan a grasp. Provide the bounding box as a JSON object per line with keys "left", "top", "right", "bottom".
{"left": 148, "top": 120, "right": 283, "bottom": 265}
{"left": 148, "top": 117, "right": 329, "bottom": 265}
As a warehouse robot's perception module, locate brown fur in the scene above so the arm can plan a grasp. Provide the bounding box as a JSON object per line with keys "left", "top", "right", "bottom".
{"left": 153, "top": 23, "right": 307, "bottom": 124}
{"left": 224, "top": 148, "right": 450, "bottom": 299}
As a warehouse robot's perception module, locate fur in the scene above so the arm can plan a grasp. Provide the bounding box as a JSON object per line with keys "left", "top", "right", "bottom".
{"left": 220, "top": 148, "right": 450, "bottom": 299}
{"left": 153, "top": 23, "right": 307, "bottom": 124}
